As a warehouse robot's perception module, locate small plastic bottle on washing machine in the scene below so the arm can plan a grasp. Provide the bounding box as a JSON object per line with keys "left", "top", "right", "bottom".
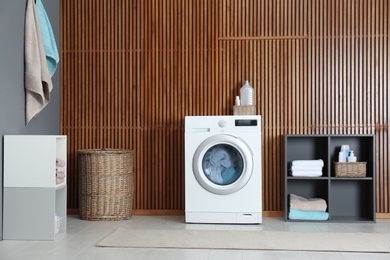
{"left": 240, "top": 80, "right": 254, "bottom": 105}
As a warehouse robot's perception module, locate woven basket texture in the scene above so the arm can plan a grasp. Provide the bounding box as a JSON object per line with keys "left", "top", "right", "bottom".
{"left": 78, "top": 149, "right": 133, "bottom": 220}
{"left": 233, "top": 105, "right": 256, "bottom": 115}
{"left": 334, "top": 162, "right": 367, "bottom": 177}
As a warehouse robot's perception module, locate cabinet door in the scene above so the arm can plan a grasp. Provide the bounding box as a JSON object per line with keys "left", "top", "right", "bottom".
{"left": 3, "top": 188, "right": 56, "bottom": 240}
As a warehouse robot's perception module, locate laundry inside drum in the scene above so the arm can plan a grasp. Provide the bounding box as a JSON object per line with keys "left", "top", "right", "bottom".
{"left": 202, "top": 144, "right": 244, "bottom": 185}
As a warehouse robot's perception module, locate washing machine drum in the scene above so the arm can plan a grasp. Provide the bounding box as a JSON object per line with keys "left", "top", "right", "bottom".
{"left": 193, "top": 134, "right": 254, "bottom": 195}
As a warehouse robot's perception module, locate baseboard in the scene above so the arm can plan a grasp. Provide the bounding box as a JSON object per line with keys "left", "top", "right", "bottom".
{"left": 132, "top": 210, "right": 184, "bottom": 215}
{"left": 67, "top": 208, "right": 79, "bottom": 215}
{"left": 127, "top": 210, "right": 283, "bottom": 217}
{"left": 67, "top": 209, "right": 390, "bottom": 219}
{"left": 262, "top": 211, "right": 284, "bottom": 217}
{"left": 376, "top": 212, "right": 390, "bottom": 219}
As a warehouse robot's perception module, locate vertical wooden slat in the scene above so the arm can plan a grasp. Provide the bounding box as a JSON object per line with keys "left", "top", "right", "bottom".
{"left": 61, "top": 0, "right": 390, "bottom": 215}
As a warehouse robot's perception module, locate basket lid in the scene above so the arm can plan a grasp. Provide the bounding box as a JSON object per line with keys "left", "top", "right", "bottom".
{"left": 77, "top": 148, "right": 133, "bottom": 155}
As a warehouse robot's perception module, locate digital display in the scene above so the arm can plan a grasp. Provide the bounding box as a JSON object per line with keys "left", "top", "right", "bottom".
{"left": 235, "top": 119, "right": 258, "bottom": 126}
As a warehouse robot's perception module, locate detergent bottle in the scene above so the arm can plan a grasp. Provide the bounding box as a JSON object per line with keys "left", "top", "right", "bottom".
{"left": 240, "top": 80, "right": 254, "bottom": 106}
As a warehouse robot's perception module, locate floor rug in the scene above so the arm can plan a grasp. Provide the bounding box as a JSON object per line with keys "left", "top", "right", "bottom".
{"left": 96, "top": 228, "right": 390, "bottom": 253}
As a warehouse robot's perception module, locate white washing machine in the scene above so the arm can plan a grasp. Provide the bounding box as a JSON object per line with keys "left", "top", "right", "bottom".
{"left": 185, "top": 115, "right": 262, "bottom": 224}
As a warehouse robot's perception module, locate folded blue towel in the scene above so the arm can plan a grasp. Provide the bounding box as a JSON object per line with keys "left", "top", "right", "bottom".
{"left": 36, "top": 0, "right": 59, "bottom": 77}
{"left": 288, "top": 209, "right": 329, "bottom": 221}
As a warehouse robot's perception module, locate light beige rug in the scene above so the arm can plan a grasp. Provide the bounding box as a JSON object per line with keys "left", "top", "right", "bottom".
{"left": 97, "top": 228, "right": 390, "bottom": 253}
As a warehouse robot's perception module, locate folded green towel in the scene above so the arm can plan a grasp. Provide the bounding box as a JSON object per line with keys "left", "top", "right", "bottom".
{"left": 36, "top": 0, "right": 59, "bottom": 77}
{"left": 288, "top": 209, "right": 329, "bottom": 221}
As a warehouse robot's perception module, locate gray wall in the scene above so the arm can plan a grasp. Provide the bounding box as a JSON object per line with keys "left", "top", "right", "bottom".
{"left": 0, "top": 0, "right": 60, "bottom": 240}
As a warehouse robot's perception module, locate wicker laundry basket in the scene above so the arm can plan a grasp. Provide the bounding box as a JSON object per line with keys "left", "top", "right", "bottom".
{"left": 78, "top": 149, "right": 133, "bottom": 220}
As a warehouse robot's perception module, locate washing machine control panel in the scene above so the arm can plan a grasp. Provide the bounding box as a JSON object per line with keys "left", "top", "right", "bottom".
{"left": 235, "top": 119, "right": 258, "bottom": 126}
{"left": 218, "top": 119, "right": 258, "bottom": 128}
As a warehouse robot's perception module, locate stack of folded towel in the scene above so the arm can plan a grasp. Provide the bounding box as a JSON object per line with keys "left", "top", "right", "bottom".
{"left": 288, "top": 193, "right": 329, "bottom": 221}
{"left": 290, "top": 159, "right": 324, "bottom": 177}
{"left": 56, "top": 158, "right": 66, "bottom": 185}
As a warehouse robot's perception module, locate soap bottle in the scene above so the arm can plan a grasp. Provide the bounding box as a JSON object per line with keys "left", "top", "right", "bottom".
{"left": 240, "top": 80, "right": 254, "bottom": 106}
{"left": 235, "top": 96, "right": 241, "bottom": 106}
{"left": 338, "top": 152, "right": 345, "bottom": 162}
{"left": 340, "top": 145, "right": 350, "bottom": 163}
{"left": 347, "top": 151, "right": 357, "bottom": 162}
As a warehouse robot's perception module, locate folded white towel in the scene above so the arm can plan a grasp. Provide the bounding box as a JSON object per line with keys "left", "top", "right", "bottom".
{"left": 292, "top": 159, "right": 324, "bottom": 167}
{"left": 56, "top": 177, "right": 65, "bottom": 185}
{"left": 56, "top": 158, "right": 66, "bottom": 167}
{"left": 291, "top": 166, "right": 323, "bottom": 171}
{"left": 56, "top": 172, "right": 65, "bottom": 178}
{"left": 56, "top": 166, "right": 65, "bottom": 173}
{"left": 291, "top": 171, "right": 322, "bottom": 177}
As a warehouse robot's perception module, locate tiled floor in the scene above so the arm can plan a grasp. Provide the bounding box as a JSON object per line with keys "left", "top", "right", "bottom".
{"left": 0, "top": 215, "right": 389, "bottom": 260}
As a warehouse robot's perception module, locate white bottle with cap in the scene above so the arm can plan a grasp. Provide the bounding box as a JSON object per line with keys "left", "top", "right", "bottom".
{"left": 347, "top": 151, "right": 357, "bottom": 162}
{"left": 235, "top": 96, "right": 241, "bottom": 106}
{"left": 240, "top": 80, "right": 254, "bottom": 106}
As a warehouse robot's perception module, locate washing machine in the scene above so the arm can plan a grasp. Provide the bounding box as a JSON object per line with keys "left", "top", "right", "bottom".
{"left": 185, "top": 115, "right": 262, "bottom": 224}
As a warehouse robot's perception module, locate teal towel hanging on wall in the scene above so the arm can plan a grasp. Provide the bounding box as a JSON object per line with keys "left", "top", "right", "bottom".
{"left": 35, "top": 0, "right": 59, "bottom": 77}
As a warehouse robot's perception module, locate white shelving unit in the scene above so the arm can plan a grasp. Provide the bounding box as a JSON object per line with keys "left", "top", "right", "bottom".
{"left": 3, "top": 135, "right": 67, "bottom": 240}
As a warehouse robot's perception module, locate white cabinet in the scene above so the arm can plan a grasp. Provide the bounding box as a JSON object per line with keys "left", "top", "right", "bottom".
{"left": 3, "top": 135, "right": 67, "bottom": 240}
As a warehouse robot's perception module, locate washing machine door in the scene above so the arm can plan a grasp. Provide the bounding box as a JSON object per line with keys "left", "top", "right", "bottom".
{"left": 193, "top": 134, "right": 254, "bottom": 195}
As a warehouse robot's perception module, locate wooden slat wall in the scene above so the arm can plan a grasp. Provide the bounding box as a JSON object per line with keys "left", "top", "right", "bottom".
{"left": 61, "top": 0, "right": 389, "bottom": 214}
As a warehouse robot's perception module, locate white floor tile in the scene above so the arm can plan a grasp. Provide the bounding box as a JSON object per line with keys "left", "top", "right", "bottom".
{"left": 376, "top": 253, "right": 390, "bottom": 260}
{"left": 341, "top": 252, "right": 382, "bottom": 260}
{"left": 0, "top": 215, "right": 388, "bottom": 260}
{"left": 307, "top": 251, "right": 346, "bottom": 260}
{"left": 244, "top": 250, "right": 311, "bottom": 260}
{"left": 209, "top": 249, "right": 243, "bottom": 260}
{"left": 289, "top": 222, "right": 323, "bottom": 232}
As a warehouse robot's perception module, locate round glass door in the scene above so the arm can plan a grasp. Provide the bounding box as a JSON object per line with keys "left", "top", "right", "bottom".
{"left": 193, "top": 134, "right": 253, "bottom": 195}
{"left": 202, "top": 144, "right": 243, "bottom": 185}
